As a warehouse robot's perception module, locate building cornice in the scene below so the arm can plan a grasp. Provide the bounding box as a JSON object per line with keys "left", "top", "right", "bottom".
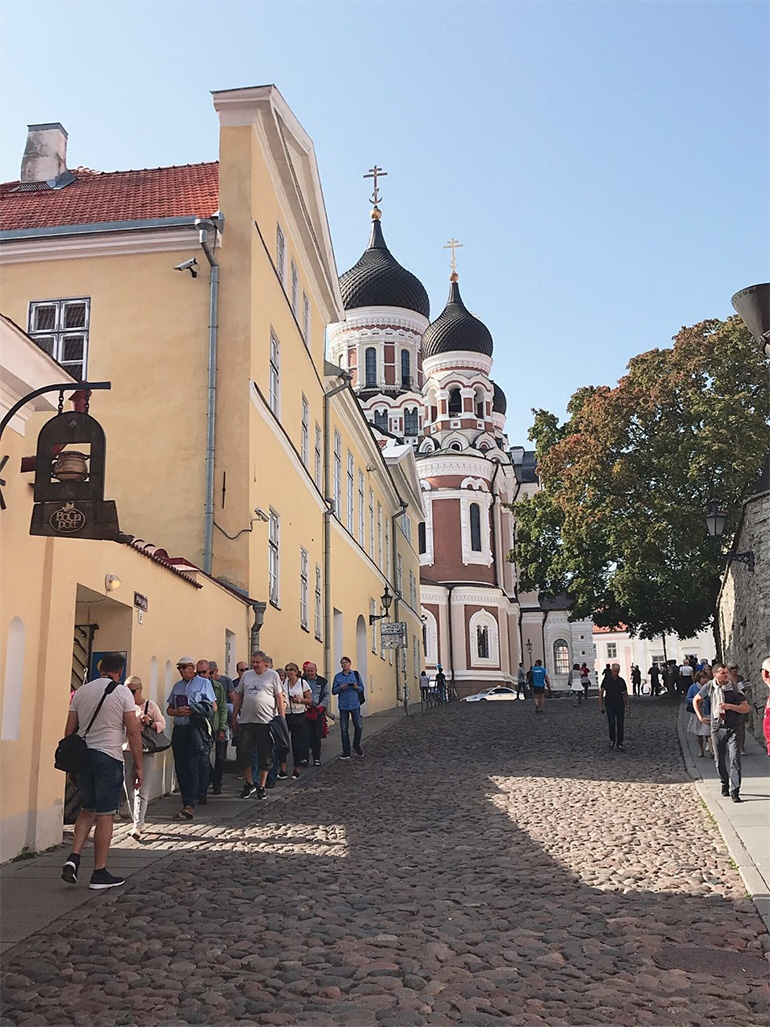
{"left": 0, "top": 222, "right": 203, "bottom": 263}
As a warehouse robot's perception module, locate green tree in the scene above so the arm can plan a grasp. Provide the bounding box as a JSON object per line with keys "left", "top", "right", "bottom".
{"left": 512, "top": 317, "right": 770, "bottom": 648}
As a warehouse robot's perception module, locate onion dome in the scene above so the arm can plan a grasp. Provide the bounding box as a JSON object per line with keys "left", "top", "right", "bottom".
{"left": 339, "top": 210, "right": 430, "bottom": 318}
{"left": 422, "top": 276, "right": 493, "bottom": 359}
{"left": 491, "top": 381, "right": 507, "bottom": 414}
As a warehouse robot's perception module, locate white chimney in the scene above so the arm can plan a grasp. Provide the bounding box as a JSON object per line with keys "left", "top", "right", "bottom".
{"left": 20, "top": 123, "right": 68, "bottom": 184}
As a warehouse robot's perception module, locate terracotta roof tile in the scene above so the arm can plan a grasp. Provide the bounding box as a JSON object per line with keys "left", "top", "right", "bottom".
{"left": 0, "top": 162, "right": 219, "bottom": 232}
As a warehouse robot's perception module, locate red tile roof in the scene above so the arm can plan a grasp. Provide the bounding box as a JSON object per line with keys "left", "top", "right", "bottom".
{"left": 0, "top": 163, "right": 219, "bottom": 232}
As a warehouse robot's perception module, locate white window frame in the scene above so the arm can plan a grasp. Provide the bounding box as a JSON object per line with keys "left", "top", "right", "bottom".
{"left": 377, "top": 502, "right": 383, "bottom": 569}
{"left": 553, "top": 638, "right": 570, "bottom": 675}
{"left": 606, "top": 642, "right": 618, "bottom": 660}
{"left": 314, "top": 424, "right": 322, "bottom": 490}
{"left": 276, "top": 223, "right": 286, "bottom": 283}
{"left": 269, "top": 332, "right": 281, "bottom": 416}
{"left": 302, "top": 292, "right": 310, "bottom": 347}
{"left": 469, "top": 609, "right": 499, "bottom": 666}
{"left": 333, "top": 432, "right": 342, "bottom": 516}
{"left": 268, "top": 510, "right": 280, "bottom": 607}
{"left": 290, "top": 260, "right": 299, "bottom": 315}
{"left": 358, "top": 471, "right": 365, "bottom": 546}
{"left": 300, "top": 547, "right": 309, "bottom": 629}
{"left": 385, "top": 524, "right": 391, "bottom": 582}
{"left": 368, "top": 488, "right": 375, "bottom": 559}
{"left": 346, "top": 451, "right": 355, "bottom": 532}
{"left": 314, "top": 565, "right": 322, "bottom": 639}
{"left": 28, "top": 297, "right": 90, "bottom": 380}
{"left": 301, "top": 395, "right": 309, "bottom": 467}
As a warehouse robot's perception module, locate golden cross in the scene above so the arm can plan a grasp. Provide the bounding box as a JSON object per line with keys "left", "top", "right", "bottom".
{"left": 364, "top": 165, "right": 388, "bottom": 206}
{"left": 443, "top": 237, "right": 463, "bottom": 274}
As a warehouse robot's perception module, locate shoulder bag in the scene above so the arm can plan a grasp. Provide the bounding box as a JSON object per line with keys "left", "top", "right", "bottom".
{"left": 55, "top": 681, "right": 119, "bottom": 773}
{"left": 355, "top": 671, "right": 366, "bottom": 707}
{"left": 140, "top": 701, "right": 172, "bottom": 754}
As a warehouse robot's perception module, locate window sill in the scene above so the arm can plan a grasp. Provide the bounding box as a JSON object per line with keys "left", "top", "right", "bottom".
{"left": 301, "top": 624, "right": 310, "bottom": 634}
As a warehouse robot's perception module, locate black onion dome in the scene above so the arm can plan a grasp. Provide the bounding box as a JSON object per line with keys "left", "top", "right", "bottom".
{"left": 422, "top": 279, "right": 493, "bottom": 359}
{"left": 339, "top": 216, "right": 430, "bottom": 318}
{"left": 492, "top": 381, "right": 507, "bottom": 414}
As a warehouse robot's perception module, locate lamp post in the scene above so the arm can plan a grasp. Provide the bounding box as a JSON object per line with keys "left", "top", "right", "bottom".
{"left": 525, "top": 639, "right": 533, "bottom": 668}
{"left": 368, "top": 585, "right": 393, "bottom": 625}
{"left": 706, "top": 498, "right": 755, "bottom": 573}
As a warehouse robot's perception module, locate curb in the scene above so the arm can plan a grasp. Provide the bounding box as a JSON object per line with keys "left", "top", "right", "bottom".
{"left": 676, "top": 704, "right": 770, "bottom": 933}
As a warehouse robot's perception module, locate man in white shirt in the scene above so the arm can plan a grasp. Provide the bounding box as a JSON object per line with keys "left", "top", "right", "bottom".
{"left": 61, "top": 653, "right": 142, "bottom": 890}
{"left": 232, "top": 650, "right": 286, "bottom": 799}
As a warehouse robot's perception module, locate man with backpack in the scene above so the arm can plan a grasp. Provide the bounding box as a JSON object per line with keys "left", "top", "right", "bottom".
{"left": 332, "top": 656, "right": 364, "bottom": 759}
{"left": 61, "top": 653, "right": 142, "bottom": 890}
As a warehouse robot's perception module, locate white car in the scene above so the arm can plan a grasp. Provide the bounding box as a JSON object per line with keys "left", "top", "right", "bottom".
{"left": 462, "top": 686, "right": 520, "bottom": 702}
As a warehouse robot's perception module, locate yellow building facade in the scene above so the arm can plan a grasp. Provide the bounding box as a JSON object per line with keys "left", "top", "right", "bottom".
{"left": 0, "top": 87, "right": 423, "bottom": 859}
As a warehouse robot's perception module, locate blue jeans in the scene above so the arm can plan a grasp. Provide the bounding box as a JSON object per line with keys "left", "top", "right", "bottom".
{"left": 340, "top": 707, "right": 363, "bottom": 755}
{"left": 171, "top": 725, "right": 210, "bottom": 808}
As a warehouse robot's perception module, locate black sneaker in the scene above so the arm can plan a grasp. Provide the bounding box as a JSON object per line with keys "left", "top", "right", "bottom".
{"left": 212, "top": 786, "right": 222, "bottom": 795}
{"left": 61, "top": 857, "right": 79, "bottom": 885}
{"left": 300, "top": 759, "right": 309, "bottom": 766}
{"left": 89, "top": 869, "right": 124, "bottom": 891}
{"left": 241, "top": 783, "right": 257, "bottom": 798}
{"left": 256, "top": 786, "right": 267, "bottom": 799}
{"left": 292, "top": 771, "right": 301, "bottom": 779}
{"left": 616, "top": 744, "right": 625, "bottom": 752}
{"left": 313, "top": 759, "right": 321, "bottom": 767}
{"left": 354, "top": 746, "right": 364, "bottom": 757}
{"left": 338, "top": 753, "right": 351, "bottom": 760}
{"left": 277, "top": 771, "right": 288, "bottom": 780}
{"left": 731, "top": 791, "right": 743, "bottom": 803}
{"left": 721, "top": 784, "right": 730, "bottom": 796}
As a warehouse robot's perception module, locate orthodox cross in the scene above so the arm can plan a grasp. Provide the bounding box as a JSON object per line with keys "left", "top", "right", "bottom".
{"left": 444, "top": 237, "right": 463, "bottom": 275}
{"left": 364, "top": 165, "right": 388, "bottom": 206}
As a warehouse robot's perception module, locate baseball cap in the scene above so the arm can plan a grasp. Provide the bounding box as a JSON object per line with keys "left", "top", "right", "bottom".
{"left": 727, "top": 662, "right": 738, "bottom": 669}
{"left": 176, "top": 656, "right": 195, "bottom": 667}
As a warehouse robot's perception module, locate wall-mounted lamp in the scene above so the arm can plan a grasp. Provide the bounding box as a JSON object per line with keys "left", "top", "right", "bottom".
{"left": 369, "top": 585, "right": 394, "bottom": 625}
{"left": 706, "top": 498, "right": 754, "bottom": 572}
{"left": 253, "top": 507, "right": 269, "bottom": 522}
{"left": 105, "top": 574, "right": 121, "bottom": 592}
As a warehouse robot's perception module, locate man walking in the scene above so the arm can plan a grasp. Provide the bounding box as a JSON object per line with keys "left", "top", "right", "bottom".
{"left": 693, "top": 663, "right": 750, "bottom": 802}
{"left": 648, "top": 663, "right": 661, "bottom": 697}
{"left": 61, "top": 653, "right": 142, "bottom": 890}
{"left": 600, "top": 663, "right": 630, "bottom": 751}
{"left": 167, "top": 657, "right": 216, "bottom": 821}
{"left": 530, "top": 659, "right": 551, "bottom": 714}
{"left": 516, "top": 662, "right": 527, "bottom": 700}
{"left": 631, "top": 665, "right": 642, "bottom": 696}
{"left": 435, "top": 665, "right": 447, "bottom": 705}
{"left": 232, "top": 651, "right": 286, "bottom": 799}
{"left": 332, "top": 656, "right": 364, "bottom": 759}
{"left": 304, "top": 662, "right": 329, "bottom": 766}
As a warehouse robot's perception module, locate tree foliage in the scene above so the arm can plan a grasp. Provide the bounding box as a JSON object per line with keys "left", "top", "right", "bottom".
{"left": 512, "top": 317, "right": 770, "bottom": 640}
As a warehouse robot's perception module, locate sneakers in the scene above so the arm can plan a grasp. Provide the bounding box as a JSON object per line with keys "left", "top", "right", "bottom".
{"left": 609, "top": 741, "right": 615, "bottom": 750}
{"left": 61, "top": 855, "right": 79, "bottom": 885}
{"left": 313, "top": 759, "right": 321, "bottom": 767}
{"left": 212, "top": 786, "right": 222, "bottom": 795}
{"left": 241, "top": 782, "right": 258, "bottom": 798}
{"left": 721, "top": 784, "right": 730, "bottom": 796}
{"left": 277, "top": 771, "right": 288, "bottom": 780}
{"left": 300, "top": 759, "right": 309, "bottom": 766}
{"left": 616, "top": 744, "right": 625, "bottom": 752}
{"left": 731, "top": 791, "right": 743, "bottom": 803}
{"left": 353, "top": 746, "right": 364, "bottom": 757}
{"left": 291, "top": 771, "right": 301, "bottom": 780}
{"left": 89, "top": 869, "right": 125, "bottom": 891}
{"left": 256, "top": 786, "right": 267, "bottom": 800}
{"left": 338, "top": 753, "right": 351, "bottom": 760}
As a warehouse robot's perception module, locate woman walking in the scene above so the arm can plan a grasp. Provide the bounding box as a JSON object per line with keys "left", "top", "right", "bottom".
{"left": 284, "top": 663, "right": 312, "bottom": 779}
{"left": 123, "top": 675, "right": 166, "bottom": 841}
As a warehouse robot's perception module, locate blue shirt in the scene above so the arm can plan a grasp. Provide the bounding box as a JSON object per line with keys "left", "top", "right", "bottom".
{"left": 166, "top": 675, "right": 216, "bottom": 726}
{"left": 305, "top": 674, "right": 329, "bottom": 707}
{"left": 332, "top": 671, "right": 362, "bottom": 711}
{"left": 531, "top": 666, "right": 548, "bottom": 689}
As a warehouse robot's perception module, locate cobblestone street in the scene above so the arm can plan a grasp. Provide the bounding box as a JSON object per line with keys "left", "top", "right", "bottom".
{"left": 2, "top": 698, "right": 769, "bottom": 1026}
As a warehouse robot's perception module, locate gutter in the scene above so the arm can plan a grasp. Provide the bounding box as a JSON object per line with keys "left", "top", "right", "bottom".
{"left": 446, "top": 584, "right": 456, "bottom": 692}
{"left": 391, "top": 500, "right": 408, "bottom": 702}
{"left": 0, "top": 215, "right": 202, "bottom": 241}
{"left": 197, "top": 215, "right": 222, "bottom": 575}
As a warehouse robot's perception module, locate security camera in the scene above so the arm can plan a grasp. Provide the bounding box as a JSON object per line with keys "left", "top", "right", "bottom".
{"left": 253, "top": 507, "right": 269, "bottom": 522}
{"left": 173, "top": 258, "right": 198, "bottom": 278}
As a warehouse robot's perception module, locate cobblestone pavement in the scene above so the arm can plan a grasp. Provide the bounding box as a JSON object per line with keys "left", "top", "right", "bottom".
{"left": 2, "top": 698, "right": 769, "bottom": 1026}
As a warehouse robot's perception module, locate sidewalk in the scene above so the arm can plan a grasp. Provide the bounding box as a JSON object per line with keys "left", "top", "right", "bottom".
{"left": 677, "top": 703, "right": 770, "bottom": 931}
{"left": 0, "top": 702, "right": 413, "bottom": 955}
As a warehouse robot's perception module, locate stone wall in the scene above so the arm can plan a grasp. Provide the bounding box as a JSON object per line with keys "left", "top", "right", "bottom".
{"left": 718, "top": 491, "right": 769, "bottom": 747}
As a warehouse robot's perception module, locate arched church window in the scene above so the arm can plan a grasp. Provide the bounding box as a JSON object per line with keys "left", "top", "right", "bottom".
{"left": 401, "top": 350, "right": 411, "bottom": 388}
{"left": 430, "top": 405, "right": 438, "bottom": 422}
{"left": 553, "top": 639, "right": 570, "bottom": 675}
{"left": 373, "top": 409, "right": 388, "bottom": 430}
{"left": 448, "top": 388, "right": 462, "bottom": 416}
{"left": 470, "top": 503, "right": 482, "bottom": 552}
{"left": 365, "top": 347, "right": 377, "bottom": 387}
{"left": 404, "top": 407, "right": 418, "bottom": 436}
{"left": 449, "top": 442, "right": 462, "bottom": 452}
{"left": 477, "top": 626, "right": 489, "bottom": 660}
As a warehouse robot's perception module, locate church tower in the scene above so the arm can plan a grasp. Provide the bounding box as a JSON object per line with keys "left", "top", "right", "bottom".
{"left": 327, "top": 168, "right": 429, "bottom": 444}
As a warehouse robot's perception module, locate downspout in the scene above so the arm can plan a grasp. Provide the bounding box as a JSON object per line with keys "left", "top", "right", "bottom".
{"left": 391, "top": 500, "right": 408, "bottom": 702}
{"left": 446, "top": 584, "right": 456, "bottom": 695}
{"left": 489, "top": 461, "right": 501, "bottom": 589}
{"left": 197, "top": 215, "right": 221, "bottom": 575}
{"left": 323, "top": 373, "right": 353, "bottom": 680}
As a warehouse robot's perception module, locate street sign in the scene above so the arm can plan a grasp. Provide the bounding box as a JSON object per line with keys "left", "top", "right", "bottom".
{"left": 381, "top": 621, "right": 407, "bottom": 648}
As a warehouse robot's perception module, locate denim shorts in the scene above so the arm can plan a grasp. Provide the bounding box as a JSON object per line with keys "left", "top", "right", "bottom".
{"left": 76, "top": 749, "right": 125, "bottom": 815}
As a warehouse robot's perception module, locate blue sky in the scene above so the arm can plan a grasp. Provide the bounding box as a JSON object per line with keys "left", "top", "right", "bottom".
{"left": 1, "top": 0, "right": 767, "bottom": 444}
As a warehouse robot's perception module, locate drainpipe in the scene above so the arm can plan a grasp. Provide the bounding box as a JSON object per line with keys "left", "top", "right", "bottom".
{"left": 323, "top": 372, "right": 353, "bottom": 679}
{"left": 391, "top": 500, "right": 408, "bottom": 702}
{"left": 446, "top": 583, "right": 456, "bottom": 696}
{"left": 489, "top": 461, "right": 501, "bottom": 589}
{"left": 197, "top": 215, "right": 222, "bottom": 575}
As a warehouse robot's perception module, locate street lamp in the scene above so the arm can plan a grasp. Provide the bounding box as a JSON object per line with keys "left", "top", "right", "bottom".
{"left": 369, "top": 585, "right": 394, "bottom": 625}
{"left": 525, "top": 639, "right": 533, "bottom": 667}
{"left": 705, "top": 498, "right": 755, "bottom": 572}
